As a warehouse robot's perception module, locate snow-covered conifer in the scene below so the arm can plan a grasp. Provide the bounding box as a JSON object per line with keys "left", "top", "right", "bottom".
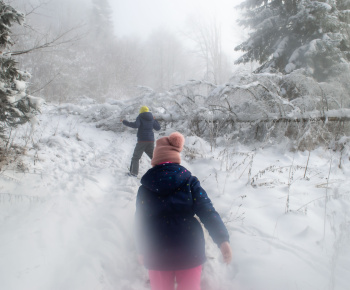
{"left": 0, "top": 1, "right": 41, "bottom": 142}
{"left": 235, "top": 0, "right": 350, "bottom": 80}
{"left": 90, "top": 0, "right": 114, "bottom": 41}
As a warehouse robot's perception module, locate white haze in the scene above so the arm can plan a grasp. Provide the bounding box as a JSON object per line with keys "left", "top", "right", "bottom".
{"left": 10, "top": 0, "right": 248, "bottom": 101}
{"left": 1, "top": 1, "right": 350, "bottom": 287}
{"left": 111, "top": 0, "right": 242, "bottom": 57}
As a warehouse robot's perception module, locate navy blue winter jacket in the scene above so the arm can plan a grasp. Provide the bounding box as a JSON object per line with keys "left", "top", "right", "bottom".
{"left": 122, "top": 112, "right": 160, "bottom": 142}
{"left": 135, "top": 163, "right": 230, "bottom": 270}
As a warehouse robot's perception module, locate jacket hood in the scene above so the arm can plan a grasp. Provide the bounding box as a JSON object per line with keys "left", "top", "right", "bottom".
{"left": 141, "top": 163, "right": 191, "bottom": 194}
{"left": 139, "top": 111, "right": 153, "bottom": 121}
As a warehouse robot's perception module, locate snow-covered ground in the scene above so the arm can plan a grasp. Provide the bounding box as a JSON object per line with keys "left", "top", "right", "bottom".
{"left": 0, "top": 103, "right": 349, "bottom": 290}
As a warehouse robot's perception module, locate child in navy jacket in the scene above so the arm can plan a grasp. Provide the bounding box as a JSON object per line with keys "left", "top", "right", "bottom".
{"left": 135, "top": 132, "right": 232, "bottom": 290}
{"left": 122, "top": 106, "right": 160, "bottom": 177}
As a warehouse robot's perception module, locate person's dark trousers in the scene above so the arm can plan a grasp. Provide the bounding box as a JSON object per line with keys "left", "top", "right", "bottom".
{"left": 130, "top": 142, "right": 154, "bottom": 176}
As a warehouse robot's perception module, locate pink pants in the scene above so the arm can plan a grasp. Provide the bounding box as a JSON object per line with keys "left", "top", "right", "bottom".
{"left": 149, "top": 265, "right": 202, "bottom": 290}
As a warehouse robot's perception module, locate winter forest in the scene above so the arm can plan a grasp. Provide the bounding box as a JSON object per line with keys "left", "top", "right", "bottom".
{"left": 1, "top": 0, "right": 350, "bottom": 289}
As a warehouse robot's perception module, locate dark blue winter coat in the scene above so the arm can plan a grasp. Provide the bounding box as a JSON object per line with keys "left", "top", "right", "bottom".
{"left": 122, "top": 112, "right": 160, "bottom": 142}
{"left": 135, "top": 163, "right": 230, "bottom": 270}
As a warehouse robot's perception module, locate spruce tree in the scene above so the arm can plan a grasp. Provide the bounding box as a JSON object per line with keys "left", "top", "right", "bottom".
{"left": 0, "top": 1, "right": 40, "bottom": 142}
{"left": 90, "top": 0, "right": 114, "bottom": 40}
{"left": 235, "top": 0, "right": 350, "bottom": 80}
{"left": 84, "top": 0, "right": 115, "bottom": 99}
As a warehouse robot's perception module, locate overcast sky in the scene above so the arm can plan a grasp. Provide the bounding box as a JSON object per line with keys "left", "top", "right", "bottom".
{"left": 110, "top": 0, "right": 244, "bottom": 58}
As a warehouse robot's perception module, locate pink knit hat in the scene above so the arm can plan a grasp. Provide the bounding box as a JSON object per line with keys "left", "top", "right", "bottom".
{"left": 151, "top": 132, "right": 185, "bottom": 166}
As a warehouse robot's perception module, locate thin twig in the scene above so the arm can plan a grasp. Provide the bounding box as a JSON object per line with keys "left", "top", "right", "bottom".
{"left": 323, "top": 155, "right": 333, "bottom": 243}
{"left": 304, "top": 151, "right": 311, "bottom": 178}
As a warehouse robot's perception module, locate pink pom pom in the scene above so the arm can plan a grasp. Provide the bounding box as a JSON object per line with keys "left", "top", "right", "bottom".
{"left": 169, "top": 132, "right": 185, "bottom": 149}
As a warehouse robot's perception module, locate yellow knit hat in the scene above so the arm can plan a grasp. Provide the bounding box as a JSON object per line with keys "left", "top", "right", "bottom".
{"left": 139, "top": 106, "right": 149, "bottom": 113}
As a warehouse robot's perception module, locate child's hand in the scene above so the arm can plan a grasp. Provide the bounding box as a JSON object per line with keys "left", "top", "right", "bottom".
{"left": 220, "top": 241, "right": 232, "bottom": 264}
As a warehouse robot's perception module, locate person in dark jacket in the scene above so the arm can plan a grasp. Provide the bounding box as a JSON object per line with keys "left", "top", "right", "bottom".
{"left": 135, "top": 132, "right": 232, "bottom": 290}
{"left": 121, "top": 106, "right": 161, "bottom": 177}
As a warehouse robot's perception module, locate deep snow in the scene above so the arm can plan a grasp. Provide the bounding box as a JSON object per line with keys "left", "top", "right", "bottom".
{"left": 0, "top": 103, "right": 349, "bottom": 290}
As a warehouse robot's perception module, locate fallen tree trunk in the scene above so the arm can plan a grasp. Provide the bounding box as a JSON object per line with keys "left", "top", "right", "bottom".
{"left": 155, "top": 109, "right": 350, "bottom": 124}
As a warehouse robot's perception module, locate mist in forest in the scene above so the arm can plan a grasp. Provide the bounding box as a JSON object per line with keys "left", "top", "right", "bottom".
{"left": 10, "top": 0, "right": 244, "bottom": 103}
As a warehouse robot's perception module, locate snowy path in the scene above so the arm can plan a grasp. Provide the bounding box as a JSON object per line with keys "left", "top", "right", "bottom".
{"left": 1, "top": 105, "right": 349, "bottom": 290}
{"left": 0, "top": 111, "right": 150, "bottom": 290}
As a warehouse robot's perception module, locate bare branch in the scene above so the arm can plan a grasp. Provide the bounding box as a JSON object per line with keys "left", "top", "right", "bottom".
{"left": 6, "top": 24, "right": 86, "bottom": 56}
{"left": 28, "top": 71, "right": 60, "bottom": 95}
{"left": 23, "top": 0, "right": 52, "bottom": 17}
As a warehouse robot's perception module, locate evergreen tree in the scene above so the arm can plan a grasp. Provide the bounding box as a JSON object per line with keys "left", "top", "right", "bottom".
{"left": 90, "top": 0, "right": 114, "bottom": 41}
{"left": 235, "top": 0, "right": 350, "bottom": 80}
{"left": 0, "top": 1, "right": 40, "bottom": 141}
{"left": 82, "top": 0, "right": 116, "bottom": 100}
